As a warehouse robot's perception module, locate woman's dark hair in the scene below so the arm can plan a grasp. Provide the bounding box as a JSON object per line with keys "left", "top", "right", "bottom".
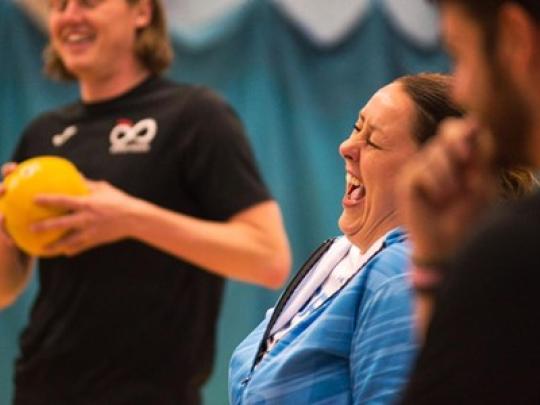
{"left": 398, "top": 72, "right": 537, "bottom": 199}
{"left": 397, "top": 73, "right": 464, "bottom": 145}
{"left": 44, "top": 0, "right": 173, "bottom": 81}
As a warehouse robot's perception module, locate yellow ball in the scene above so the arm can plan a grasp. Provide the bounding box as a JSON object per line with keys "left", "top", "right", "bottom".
{"left": 0, "top": 156, "right": 88, "bottom": 257}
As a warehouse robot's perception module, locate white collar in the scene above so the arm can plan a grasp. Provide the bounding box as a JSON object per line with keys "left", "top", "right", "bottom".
{"left": 270, "top": 233, "right": 387, "bottom": 335}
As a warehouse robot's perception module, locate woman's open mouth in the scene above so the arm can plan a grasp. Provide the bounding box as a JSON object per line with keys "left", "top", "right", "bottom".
{"left": 343, "top": 173, "right": 365, "bottom": 206}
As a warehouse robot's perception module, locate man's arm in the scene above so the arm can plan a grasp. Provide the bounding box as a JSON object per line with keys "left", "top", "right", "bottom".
{"left": 397, "top": 118, "right": 496, "bottom": 335}
{"left": 0, "top": 163, "right": 35, "bottom": 308}
{"left": 126, "top": 196, "right": 291, "bottom": 289}
{"left": 0, "top": 215, "right": 34, "bottom": 309}
{"left": 32, "top": 181, "right": 291, "bottom": 289}
{"left": 401, "top": 211, "right": 540, "bottom": 404}
{"left": 0, "top": 245, "right": 34, "bottom": 309}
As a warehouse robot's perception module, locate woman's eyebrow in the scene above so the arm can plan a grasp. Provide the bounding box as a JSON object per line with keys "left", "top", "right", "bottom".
{"left": 359, "top": 113, "right": 383, "bottom": 133}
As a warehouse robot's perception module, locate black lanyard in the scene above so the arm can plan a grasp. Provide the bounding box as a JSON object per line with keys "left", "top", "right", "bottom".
{"left": 250, "top": 238, "right": 336, "bottom": 372}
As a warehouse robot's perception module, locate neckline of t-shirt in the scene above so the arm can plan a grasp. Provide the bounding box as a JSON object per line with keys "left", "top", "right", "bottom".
{"left": 347, "top": 233, "right": 386, "bottom": 269}
{"left": 79, "top": 75, "right": 161, "bottom": 114}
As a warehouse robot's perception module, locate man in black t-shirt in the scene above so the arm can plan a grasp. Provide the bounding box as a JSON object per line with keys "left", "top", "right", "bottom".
{"left": 397, "top": 0, "right": 540, "bottom": 403}
{"left": 0, "top": 0, "right": 291, "bottom": 404}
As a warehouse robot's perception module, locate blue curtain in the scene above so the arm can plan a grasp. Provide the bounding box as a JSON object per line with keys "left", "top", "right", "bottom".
{"left": 0, "top": 0, "right": 448, "bottom": 403}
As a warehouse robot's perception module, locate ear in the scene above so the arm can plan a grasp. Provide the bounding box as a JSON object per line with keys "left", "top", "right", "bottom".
{"left": 134, "top": 0, "right": 152, "bottom": 29}
{"left": 496, "top": 4, "right": 537, "bottom": 79}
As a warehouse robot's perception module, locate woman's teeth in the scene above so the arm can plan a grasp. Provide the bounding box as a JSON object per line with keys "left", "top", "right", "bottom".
{"left": 346, "top": 173, "right": 362, "bottom": 186}
{"left": 346, "top": 173, "right": 365, "bottom": 201}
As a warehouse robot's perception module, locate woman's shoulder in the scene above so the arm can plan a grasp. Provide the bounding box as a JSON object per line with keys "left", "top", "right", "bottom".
{"left": 370, "top": 229, "right": 411, "bottom": 273}
{"left": 363, "top": 229, "right": 412, "bottom": 294}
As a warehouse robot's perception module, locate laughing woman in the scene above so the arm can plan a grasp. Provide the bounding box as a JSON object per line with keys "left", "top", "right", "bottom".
{"left": 228, "top": 73, "right": 463, "bottom": 405}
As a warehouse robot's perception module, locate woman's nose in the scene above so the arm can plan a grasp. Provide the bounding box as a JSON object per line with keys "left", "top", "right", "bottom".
{"left": 339, "top": 137, "right": 359, "bottom": 161}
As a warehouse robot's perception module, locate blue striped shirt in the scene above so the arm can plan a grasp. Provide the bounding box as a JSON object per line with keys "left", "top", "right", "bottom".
{"left": 229, "top": 229, "right": 417, "bottom": 404}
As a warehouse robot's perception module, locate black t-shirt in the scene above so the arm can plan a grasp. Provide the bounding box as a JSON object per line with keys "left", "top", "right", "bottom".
{"left": 401, "top": 191, "right": 540, "bottom": 404}
{"left": 12, "top": 76, "right": 271, "bottom": 405}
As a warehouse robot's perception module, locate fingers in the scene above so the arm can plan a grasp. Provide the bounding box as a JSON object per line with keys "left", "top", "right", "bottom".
{"left": 1, "top": 162, "right": 17, "bottom": 178}
{"left": 84, "top": 179, "right": 102, "bottom": 192}
{"left": 31, "top": 212, "right": 88, "bottom": 233}
{"left": 406, "top": 118, "right": 482, "bottom": 206}
{"left": 436, "top": 118, "right": 478, "bottom": 165}
{"left": 45, "top": 230, "right": 89, "bottom": 257}
{"left": 418, "top": 145, "right": 460, "bottom": 206}
{"left": 0, "top": 214, "right": 15, "bottom": 247}
{"left": 438, "top": 120, "right": 496, "bottom": 199}
{"left": 1, "top": 162, "right": 17, "bottom": 197}
{"left": 1, "top": 163, "right": 21, "bottom": 247}
{"left": 34, "top": 194, "right": 87, "bottom": 211}
{"left": 31, "top": 213, "right": 93, "bottom": 257}
{"left": 404, "top": 145, "right": 460, "bottom": 208}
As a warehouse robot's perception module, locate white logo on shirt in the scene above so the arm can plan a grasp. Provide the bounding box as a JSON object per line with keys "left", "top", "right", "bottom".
{"left": 52, "top": 125, "right": 77, "bottom": 147}
{"left": 109, "top": 118, "right": 157, "bottom": 154}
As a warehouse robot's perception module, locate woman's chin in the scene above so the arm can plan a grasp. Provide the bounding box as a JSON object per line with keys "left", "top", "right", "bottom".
{"left": 338, "top": 215, "right": 363, "bottom": 239}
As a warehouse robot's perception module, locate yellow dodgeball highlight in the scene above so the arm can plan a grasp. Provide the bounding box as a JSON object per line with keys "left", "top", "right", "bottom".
{"left": 0, "top": 156, "right": 88, "bottom": 257}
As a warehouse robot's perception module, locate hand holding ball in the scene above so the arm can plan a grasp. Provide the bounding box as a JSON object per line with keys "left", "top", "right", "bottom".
{"left": 0, "top": 156, "right": 88, "bottom": 256}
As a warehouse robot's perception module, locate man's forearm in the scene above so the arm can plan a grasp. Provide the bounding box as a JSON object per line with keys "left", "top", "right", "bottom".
{"left": 127, "top": 199, "right": 291, "bottom": 289}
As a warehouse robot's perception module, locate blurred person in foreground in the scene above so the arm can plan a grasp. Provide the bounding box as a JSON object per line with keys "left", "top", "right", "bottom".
{"left": 398, "top": 0, "right": 540, "bottom": 403}
{"left": 229, "top": 73, "right": 468, "bottom": 405}
{"left": 0, "top": 0, "right": 291, "bottom": 403}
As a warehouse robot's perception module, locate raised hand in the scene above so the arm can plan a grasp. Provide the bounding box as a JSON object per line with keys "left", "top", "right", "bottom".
{"left": 397, "top": 118, "right": 497, "bottom": 264}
